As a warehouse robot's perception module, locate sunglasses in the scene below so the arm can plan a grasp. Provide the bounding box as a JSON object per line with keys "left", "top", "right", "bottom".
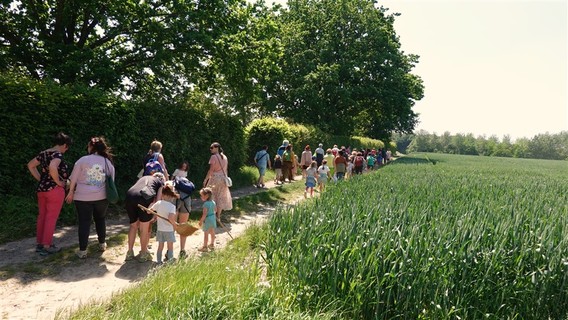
{"left": 210, "top": 146, "right": 217, "bottom": 149}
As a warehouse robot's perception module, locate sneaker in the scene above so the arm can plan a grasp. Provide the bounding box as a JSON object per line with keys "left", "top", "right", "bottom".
{"left": 137, "top": 251, "right": 153, "bottom": 263}
{"left": 35, "top": 244, "right": 43, "bottom": 252}
{"left": 208, "top": 244, "right": 215, "bottom": 251}
{"left": 98, "top": 242, "right": 107, "bottom": 252}
{"left": 165, "top": 257, "right": 176, "bottom": 263}
{"left": 76, "top": 250, "right": 87, "bottom": 259}
{"left": 39, "top": 245, "right": 61, "bottom": 256}
{"left": 179, "top": 250, "right": 187, "bottom": 259}
{"left": 125, "top": 250, "right": 135, "bottom": 261}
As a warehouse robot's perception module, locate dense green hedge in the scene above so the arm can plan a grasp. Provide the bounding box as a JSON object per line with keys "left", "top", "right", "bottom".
{"left": 1, "top": 73, "right": 245, "bottom": 197}
{"left": 0, "top": 73, "right": 245, "bottom": 242}
{"left": 245, "top": 118, "right": 388, "bottom": 162}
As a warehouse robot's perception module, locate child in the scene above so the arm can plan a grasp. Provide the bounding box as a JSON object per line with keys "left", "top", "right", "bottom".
{"left": 304, "top": 161, "right": 318, "bottom": 198}
{"left": 318, "top": 160, "right": 331, "bottom": 192}
{"left": 346, "top": 157, "right": 354, "bottom": 179}
{"left": 170, "top": 161, "right": 189, "bottom": 180}
{"left": 366, "top": 153, "right": 375, "bottom": 171}
{"left": 273, "top": 154, "right": 283, "bottom": 185}
{"left": 198, "top": 187, "right": 216, "bottom": 252}
{"left": 149, "top": 184, "right": 179, "bottom": 264}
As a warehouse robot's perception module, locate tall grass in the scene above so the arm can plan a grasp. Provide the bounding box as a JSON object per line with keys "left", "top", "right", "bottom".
{"left": 265, "top": 154, "right": 568, "bottom": 319}
{"left": 62, "top": 225, "right": 342, "bottom": 320}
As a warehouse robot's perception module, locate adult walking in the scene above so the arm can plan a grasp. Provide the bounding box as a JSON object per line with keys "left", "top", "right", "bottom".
{"left": 314, "top": 143, "right": 325, "bottom": 167}
{"left": 281, "top": 144, "right": 297, "bottom": 183}
{"left": 334, "top": 150, "right": 348, "bottom": 181}
{"left": 65, "top": 137, "right": 114, "bottom": 259}
{"left": 277, "top": 139, "right": 289, "bottom": 157}
{"left": 124, "top": 172, "right": 166, "bottom": 262}
{"left": 299, "top": 145, "right": 313, "bottom": 178}
{"left": 254, "top": 145, "right": 271, "bottom": 188}
{"left": 203, "top": 142, "right": 233, "bottom": 220}
{"left": 27, "top": 132, "right": 73, "bottom": 256}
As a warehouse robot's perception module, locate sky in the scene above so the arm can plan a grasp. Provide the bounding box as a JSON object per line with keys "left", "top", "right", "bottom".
{"left": 262, "top": 0, "right": 568, "bottom": 140}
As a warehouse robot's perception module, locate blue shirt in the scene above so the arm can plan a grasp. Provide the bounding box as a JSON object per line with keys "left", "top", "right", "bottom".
{"left": 255, "top": 150, "right": 270, "bottom": 168}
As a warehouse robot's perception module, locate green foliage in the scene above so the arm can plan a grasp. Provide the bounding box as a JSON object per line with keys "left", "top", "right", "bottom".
{"left": 266, "top": 0, "right": 423, "bottom": 139}
{"left": 266, "top": 154, "right": 568, "bottom": 319}
{"left": 1, "top": 73, "right": 245, "bottom": 237}
{"left": 407, "top": 130, "right": 568, "bottom": 160}
{"left": 245, "top": 118, "right": 325, "bottom": 162}
{"left": 245, "top": 118, "right": 386, "bottom": 163}
{"left": 65, "top": 224, "right": 342, "bottom": 320}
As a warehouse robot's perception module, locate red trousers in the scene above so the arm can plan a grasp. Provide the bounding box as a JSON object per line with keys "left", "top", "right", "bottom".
{"left": 36, "top": 187, "right": 65, "bottom": 246}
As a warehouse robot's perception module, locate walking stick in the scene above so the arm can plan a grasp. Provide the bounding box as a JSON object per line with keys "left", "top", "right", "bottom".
{"left": 216, "top": 216, "right": 234, "bottom": 240}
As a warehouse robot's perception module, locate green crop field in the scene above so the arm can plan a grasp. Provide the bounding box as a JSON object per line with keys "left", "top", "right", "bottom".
{"left": 266, "top": 153, "right": 568, "bottom": 319}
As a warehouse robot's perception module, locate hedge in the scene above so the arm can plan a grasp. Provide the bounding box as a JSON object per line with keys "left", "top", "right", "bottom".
{"left": 0, "top": 73, "right": 245, "bottom": 242}
{"left": 245, "top": 118, "right": 388, "bottom": 161}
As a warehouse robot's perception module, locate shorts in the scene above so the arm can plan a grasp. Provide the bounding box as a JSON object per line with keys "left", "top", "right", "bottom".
{"left": 125, "top": 196, "right": 153, "bottom": 223}
{"left": 177, "top": 196, "right": 192, "bottom": 214}
{"left": 318, "top": 175, "right": 328, "bottom": 184}
{"left": 156, "top": 230, "right": 176, "bottom": 243}
{"left": 258, "top": 166, "right": 267, "bottom": 176}
{"left": 305, "top": 176, "right": 316, "bottom": 188}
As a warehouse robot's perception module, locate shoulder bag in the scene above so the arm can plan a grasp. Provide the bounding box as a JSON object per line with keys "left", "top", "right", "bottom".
{"left": 105, "top": 158, "right": 119, "bottom": 204}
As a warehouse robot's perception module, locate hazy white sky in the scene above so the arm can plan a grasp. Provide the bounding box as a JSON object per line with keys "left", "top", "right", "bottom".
{"left": 261, "top": 0, "right": 568, "bottom": 139}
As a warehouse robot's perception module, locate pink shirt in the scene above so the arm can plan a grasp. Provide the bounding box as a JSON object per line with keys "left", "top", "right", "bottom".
{"left": 209, "top": 154, "right": 228, "bottom": 174}
{"left": 70, "top": 154, "right": 115, "bottom": 201}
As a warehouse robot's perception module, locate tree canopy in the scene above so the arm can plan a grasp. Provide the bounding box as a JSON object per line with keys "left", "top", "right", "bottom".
{"left": 1, "top": 0, "right": 423, "bottom": 139}
{"left": 0, "top": 0, "right": 275, "bottom": 99}
{"left": 265, "top": 0, "right": 423, "bottom": 140}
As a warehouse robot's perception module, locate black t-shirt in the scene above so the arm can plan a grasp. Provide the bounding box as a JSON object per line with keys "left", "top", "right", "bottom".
{"left": 126, "top": 176, "right": 163, "bottom": 199}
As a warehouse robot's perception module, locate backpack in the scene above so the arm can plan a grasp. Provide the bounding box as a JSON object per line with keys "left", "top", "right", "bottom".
{"left": 277, "top": 146, "right": 286, "bottom": 157}
{"left": 355, "top": 156, "right": 364, "bottom": 166}
{"left": 173, "top": 176, "right": 195, "bottom": 199}
{"left": 143, "top": 152, "right": 164, "bottom": 176}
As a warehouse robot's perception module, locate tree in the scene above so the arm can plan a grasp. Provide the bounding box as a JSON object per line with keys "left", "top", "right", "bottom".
{"left": 200, "top": 1, "right": 283, "bottom": 123}
{"left": 266, "top": 0, "right": 423, "bottom": 140}
{"left": 0, "top": 0, "right": 277, "bottom": 105}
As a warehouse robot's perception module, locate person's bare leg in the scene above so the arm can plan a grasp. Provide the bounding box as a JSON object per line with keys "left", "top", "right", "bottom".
{"left": 139, "top": 221, "right": 150, "bottom": 254}
{"left": 128, "top": 221, "right": 139, "bottom": 251}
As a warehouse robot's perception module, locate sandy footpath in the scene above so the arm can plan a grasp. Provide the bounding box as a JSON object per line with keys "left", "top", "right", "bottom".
{"left": 0, "top": 178, "right": 301, "bottom": 320}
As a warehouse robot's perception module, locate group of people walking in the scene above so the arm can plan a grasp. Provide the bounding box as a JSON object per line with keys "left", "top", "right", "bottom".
{"left": 253, "top": 140, "right": 393, "bottom": 196}
{"left": 28, "top": 133, "right": 233, "bottom": 263}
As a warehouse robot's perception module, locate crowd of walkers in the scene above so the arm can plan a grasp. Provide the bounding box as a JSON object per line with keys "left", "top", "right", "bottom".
{"left": 253, "top": 139, "right": 393, "bottom": 195}
{"left": 28, "top": 133, "right": 232, "bottom": 263}
{"left": 28, "top": 133, "right": 390, "bottom": 264}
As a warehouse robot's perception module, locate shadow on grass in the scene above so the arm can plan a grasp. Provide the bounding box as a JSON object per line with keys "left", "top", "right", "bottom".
{"left": 393, "top": 155, "right": 444, "bottom": 166}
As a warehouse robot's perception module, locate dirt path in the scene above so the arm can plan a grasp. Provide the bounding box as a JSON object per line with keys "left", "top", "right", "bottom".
{"left": 0, "top": 177, "right": 303, "bottom": 320}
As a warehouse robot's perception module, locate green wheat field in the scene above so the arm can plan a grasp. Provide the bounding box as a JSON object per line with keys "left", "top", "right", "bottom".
{"left": 67, "top": 153, "right": 568, "bottom": 320}
{"left": 266, "top": 153, "right": 568, "bottom": 319}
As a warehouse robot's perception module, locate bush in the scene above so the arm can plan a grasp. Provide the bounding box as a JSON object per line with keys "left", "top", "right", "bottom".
{"left": 245, "top": 118, "right": 387, "bottom": 163}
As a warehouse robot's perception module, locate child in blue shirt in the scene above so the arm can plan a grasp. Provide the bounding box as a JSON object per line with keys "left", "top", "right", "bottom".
{"left": 198, "top": 187, "right": 217, "bottom": 252}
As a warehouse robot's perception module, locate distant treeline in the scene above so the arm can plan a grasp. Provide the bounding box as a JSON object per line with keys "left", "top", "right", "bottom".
{"left": 394, "top": 130, "right": 568, "bottom": 160}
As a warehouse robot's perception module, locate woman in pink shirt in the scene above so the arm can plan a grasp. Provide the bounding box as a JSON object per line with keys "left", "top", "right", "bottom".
{"left": 65, "top": 137, "right": 115, "bottom": 259}
{"left": 203, "top": 142, "right": 232, "bottom": 220}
